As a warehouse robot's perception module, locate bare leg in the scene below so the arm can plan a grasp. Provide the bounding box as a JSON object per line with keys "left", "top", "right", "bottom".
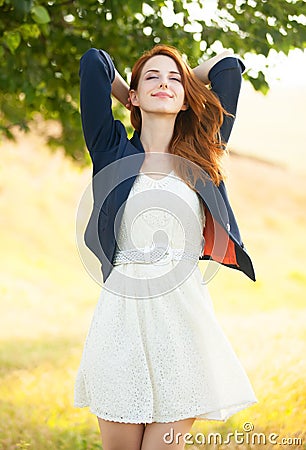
{"left": 97, "top": 417, "right": 146, "bottom": 450}
{"left": 141, "top": 418, "right": 196, "bottom": 450}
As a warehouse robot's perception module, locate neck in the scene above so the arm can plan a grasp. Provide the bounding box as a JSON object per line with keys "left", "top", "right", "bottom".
{"left": 139, "top": 113, "right": 176, "bottom": 153}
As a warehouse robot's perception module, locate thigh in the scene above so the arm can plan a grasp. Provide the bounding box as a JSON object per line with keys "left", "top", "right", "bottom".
{"left": 141, "top": 418, "right": 196, "bottom": 450}
{"left": 97, "top": 417, "right": 146, "bottom": 450}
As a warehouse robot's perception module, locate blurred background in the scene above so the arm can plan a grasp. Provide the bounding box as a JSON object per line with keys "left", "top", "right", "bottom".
{"left": 0, "top": 1, "right": 305, "bottom": 449}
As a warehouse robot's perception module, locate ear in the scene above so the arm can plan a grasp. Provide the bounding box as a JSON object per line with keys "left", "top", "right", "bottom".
{"left": 181, "top": 99, "right": 189, "bottom": 111}
{"left": 129, "top": 89, "right": 140, "bottom": 107}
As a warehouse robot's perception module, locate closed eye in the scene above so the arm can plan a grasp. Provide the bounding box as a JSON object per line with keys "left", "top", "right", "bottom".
{"left": 145, "top": 75, "right": 181, "bottom": 82}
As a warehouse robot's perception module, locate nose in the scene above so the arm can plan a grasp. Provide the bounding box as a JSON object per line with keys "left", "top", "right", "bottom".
{"left": 159, "top": 81, "right": 168, "bottom": 89}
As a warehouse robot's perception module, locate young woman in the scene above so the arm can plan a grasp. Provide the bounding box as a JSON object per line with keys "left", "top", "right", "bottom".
{"left": 74, "top": 44, "right": 257, "bottom": 450}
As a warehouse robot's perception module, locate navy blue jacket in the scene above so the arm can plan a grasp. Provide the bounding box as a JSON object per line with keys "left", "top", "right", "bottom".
{"left": 79, "top": 48, "right": 256, "bottom": 283}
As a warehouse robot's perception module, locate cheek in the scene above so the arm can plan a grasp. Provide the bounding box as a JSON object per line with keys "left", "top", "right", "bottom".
{"left": 137, "top": 83, "right": 153, "bottom": 99}
{"left": 173, "top": 82, "right": 184, "bottom": 94}
{"left": 176, "top": 87, "right": 186, "bottom": 103}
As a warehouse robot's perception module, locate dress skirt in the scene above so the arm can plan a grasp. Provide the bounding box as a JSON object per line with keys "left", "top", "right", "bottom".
{"left": 74, "top": 170, "right": 258, "bottom": 423}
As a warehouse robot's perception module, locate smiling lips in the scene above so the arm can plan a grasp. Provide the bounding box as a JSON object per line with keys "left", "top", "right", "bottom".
{"left": 152, "top": 91, "right": 173, "bottom": 98}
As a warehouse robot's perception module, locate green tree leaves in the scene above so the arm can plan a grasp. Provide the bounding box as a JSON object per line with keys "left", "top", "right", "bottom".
{"left": 0, "top": 0, "right": 305, "bottom": 160}
{"left": 31, "top": 5, "right": 50, "bottom": 24}
{"left": 2, "top": 30, "right": 21, "bottom": 53}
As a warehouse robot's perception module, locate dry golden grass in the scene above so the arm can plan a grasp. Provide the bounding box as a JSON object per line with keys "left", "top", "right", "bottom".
{"left": 0, "top": 128, "right": 305, "bottom": 449}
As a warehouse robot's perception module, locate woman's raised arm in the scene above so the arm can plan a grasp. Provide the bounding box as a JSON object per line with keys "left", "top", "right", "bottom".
{"left": 193, "top": 50, "right": 245, "bottom": 145}
{"left": 192, "top": 50, "right": 234, "bottom": 85}
{"left": 111, "top": 69, "right": 130, "bottom": 108}
{"left": 79, "top": 48, "right": 124, "bottom": 153}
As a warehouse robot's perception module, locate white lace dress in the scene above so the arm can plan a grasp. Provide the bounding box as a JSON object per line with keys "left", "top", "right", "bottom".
{"left": 74, "top": 170, "right": 258, "bottom": 423}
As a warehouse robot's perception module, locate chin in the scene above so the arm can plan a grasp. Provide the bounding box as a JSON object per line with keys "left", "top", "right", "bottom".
{"left": 145, "top": 106, "right": 181, "bottom": 115}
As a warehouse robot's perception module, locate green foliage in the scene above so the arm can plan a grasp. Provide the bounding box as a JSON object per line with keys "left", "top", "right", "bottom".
{"left": 0, "top": 0, "right": 305, "bottom": 160}
{"left": 31, "top": 5, "right": 50, "bottom": 24}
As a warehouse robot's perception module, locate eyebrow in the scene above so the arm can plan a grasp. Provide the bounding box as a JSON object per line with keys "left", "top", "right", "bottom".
{"left": 144, "top": 69, "right": 181, "bottom": 76}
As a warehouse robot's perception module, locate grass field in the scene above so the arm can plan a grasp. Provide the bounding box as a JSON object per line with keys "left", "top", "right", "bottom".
{"left": 0, "top": 129, "right": 305, "bottom": 449}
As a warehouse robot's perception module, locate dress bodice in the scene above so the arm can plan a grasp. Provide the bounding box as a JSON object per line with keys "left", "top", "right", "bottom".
{"left": 114, "top": 170, "right": 206, "bottom": 262}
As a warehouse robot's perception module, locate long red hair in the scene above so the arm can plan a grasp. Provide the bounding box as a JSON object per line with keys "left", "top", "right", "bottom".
{"left": 129, "top": 44, "right": 229, "bottom": 188}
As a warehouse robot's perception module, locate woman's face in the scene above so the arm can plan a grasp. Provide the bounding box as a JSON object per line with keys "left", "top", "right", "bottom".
{"left": 130, "top": 55, "right": 188, "bottom": 116}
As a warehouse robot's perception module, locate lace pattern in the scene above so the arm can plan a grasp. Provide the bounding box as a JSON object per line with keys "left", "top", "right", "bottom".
{"left": 114, "top": 170, "right": 205, "bottom": 258}
{"left": 112, "top": 246, "right": 200, "bottom": 266}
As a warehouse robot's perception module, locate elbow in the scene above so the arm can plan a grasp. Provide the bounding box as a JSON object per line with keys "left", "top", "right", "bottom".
{"left": 79, "top": 48, "right": 99, "bottom": 77}
{"left": 81, "top": 48, "right": 99, "bottom": 63}
{"left": 79, "top": 48, "right": 115, "bottom": 83}
{"left": 79, "top": 48, "right": 99, "bottom": 71}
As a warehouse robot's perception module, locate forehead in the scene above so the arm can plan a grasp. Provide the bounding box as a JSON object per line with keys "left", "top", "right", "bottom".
{"left": 141, "top": 55, "right": 180, "bottom": 75}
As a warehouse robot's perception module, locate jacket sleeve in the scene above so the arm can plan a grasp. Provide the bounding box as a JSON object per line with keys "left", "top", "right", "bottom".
{"left": 208, "top": 56, "right": 245, "bottom": 145}
{"left": 79, "top": 48, "right": 120, "bottom": 153}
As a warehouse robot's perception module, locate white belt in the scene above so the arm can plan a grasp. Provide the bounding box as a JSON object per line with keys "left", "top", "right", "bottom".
{"left": 113, "top": 244, "right": 200, "bottom": 266}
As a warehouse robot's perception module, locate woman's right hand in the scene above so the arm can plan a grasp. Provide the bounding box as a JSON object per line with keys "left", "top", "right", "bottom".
{"left": 125, "top": 94, "right": 132, "bottom": 111}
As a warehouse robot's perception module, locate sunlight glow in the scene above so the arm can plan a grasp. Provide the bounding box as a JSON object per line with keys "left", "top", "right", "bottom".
{"left": 244, "top": 49, "right": 306, "bottom": 87}
{"left": 160, "top": 1, "right": 306, "bottom": 87}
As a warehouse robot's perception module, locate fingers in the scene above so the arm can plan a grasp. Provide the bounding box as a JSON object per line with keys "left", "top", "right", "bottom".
{"left": 125, "top": 95, "right": 132, "bottom": 110}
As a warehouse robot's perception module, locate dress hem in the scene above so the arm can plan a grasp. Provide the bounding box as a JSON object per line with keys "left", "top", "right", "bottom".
{"left": 74, "top": 399, "right": 258, "bottom": 424}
